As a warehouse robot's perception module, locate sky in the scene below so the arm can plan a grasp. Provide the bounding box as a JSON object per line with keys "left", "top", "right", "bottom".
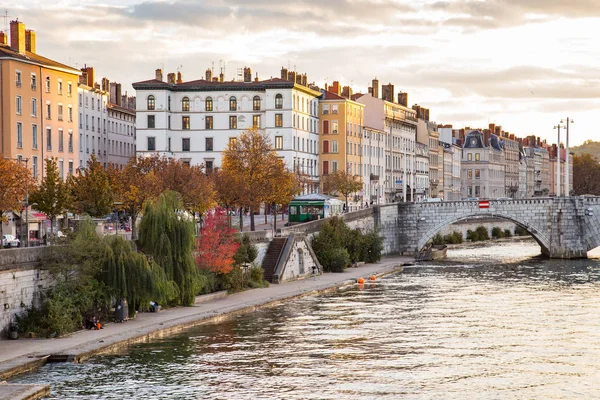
{"left": 7, "top": 0, "right": 600, "bottom": 146}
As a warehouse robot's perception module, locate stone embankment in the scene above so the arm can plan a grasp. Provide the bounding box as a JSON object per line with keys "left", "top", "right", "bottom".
{"left": 0, "top": 256, "right": 411, "bottom": 400}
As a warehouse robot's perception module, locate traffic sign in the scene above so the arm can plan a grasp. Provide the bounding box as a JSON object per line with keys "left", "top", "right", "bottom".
{"left": 479, "top": 200, "right": 490, "bottom": 209}
{"left": 395, "top": 179, "right": 403, "bottom": 184}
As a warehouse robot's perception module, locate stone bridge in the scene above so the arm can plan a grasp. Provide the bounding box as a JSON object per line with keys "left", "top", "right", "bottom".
{"left": 281, "top": 197, "right": 600, "bottom": 259}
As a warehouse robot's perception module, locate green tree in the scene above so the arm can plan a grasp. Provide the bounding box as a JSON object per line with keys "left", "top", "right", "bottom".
{"left": 30, "top": 158, "right": 69, "bottom": 244}
{"left": 573, "top": 153, "right": 600, "bottom": 195}
{"left": 69, "top": 154, "right": 114, "bottom": 217}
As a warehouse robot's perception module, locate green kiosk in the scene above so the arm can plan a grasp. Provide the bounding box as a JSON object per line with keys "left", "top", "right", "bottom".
{"left": 288, "top": 194, "right": 344, "bottom": 224}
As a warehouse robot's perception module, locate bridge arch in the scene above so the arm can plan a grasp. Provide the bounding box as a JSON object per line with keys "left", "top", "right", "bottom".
{"left": 417, "top": 212, "right": 551, "bottom": 256}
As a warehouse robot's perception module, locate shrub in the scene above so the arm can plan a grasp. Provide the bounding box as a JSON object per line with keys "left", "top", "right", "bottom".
{"left": 491, "top": 226, "right": 505, "bottom": 239}
{"left": 233, "top": 234, "right": 258, "bottom": 265}
{"left": 466, "top": 229, "right": 477, "bottom": 241}
{"left": 324, "top": 248, "right": 351, "bottom": 272}
{"left": 442, "top": 231, "right": 463, "bottom": 244}
{"left": 475, "top": 226, "right": 490, "bottom": 241}
{"left": 452, "top": 231, "right": 464, "bottom": 244}
{"left": 432, "top": 233, "right": 444, "bottom": 245}
{"left": 504, "top": 229, "right": 513, "bottom": 238}
{"left": 361, "top": 229, "right": 384, "bottom": 263}
{"left": 514, "top": 226, "right": 529, "bottom": 236}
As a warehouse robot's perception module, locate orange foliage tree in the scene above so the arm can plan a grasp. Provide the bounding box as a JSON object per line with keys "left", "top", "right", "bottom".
{"left": 69, "top": 154, "right": 115, "bottom": 217}
{"left": 0, "top": 157, "right": 33, "bottom": 235}
{"left": 195, "top": 211, "right": 239, "bottom": 275}
{"left": 212, "top": 168, "right": 244, "bottom": 228}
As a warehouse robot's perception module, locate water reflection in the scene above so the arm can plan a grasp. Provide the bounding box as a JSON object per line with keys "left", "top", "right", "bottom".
{"left": 12, "top": 240, "right": 600, "bottom": 399}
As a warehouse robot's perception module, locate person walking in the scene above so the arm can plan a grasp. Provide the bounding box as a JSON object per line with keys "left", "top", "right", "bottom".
{"left": 312, "top": 265, "right": 318, "bottom": 281}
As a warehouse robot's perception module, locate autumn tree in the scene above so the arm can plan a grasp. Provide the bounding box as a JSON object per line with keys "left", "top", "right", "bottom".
{"left": 213, "top": 168, "right": 244, "bottom": 228}
{"left": 195, "top": 211, "right": 239, "bottom": 275}
{"left": 30, "top": 158, "right": 69, "bottom": 243}
{"left": 69, "top": 154, "right": 115, "bottom": 217}
{"left": 0, "top": 158, "right": 33, "bottom": 236}
{"left": 221, "top": 128, "right": 290, "bottom": 231}
{"left": 322, "top": 170, "right": 363, "bottom": 210}
{"left": 573, "top": 153, "right": 600, "bottom": 195}
{"left": 263, "top": 162, "right": 299, "bottom": 232}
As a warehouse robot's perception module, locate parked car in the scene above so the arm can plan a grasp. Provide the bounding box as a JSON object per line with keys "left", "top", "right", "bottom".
{"left": 2, "top": 234, "right": 20, "bottom": 248}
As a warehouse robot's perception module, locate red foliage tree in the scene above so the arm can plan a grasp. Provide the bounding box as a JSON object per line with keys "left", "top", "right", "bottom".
{"left": 195, "top": 211, "right": 239, "bottom": 274}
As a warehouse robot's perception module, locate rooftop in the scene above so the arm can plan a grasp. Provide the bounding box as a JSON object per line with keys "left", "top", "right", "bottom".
{"left": 0, "top": 44, "right": 80, "bottom": 75}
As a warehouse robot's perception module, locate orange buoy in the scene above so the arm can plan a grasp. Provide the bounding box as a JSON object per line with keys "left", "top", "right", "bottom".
{"left": 357, "top": 277, "right": 365, "bottom": 284}
{"left": 370, "top": 275, "right": 376, "bottom": 281}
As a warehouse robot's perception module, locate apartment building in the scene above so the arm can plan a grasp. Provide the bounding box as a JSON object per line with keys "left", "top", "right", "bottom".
{"left": 133, "top": 67, "right": 321, "bottom": 192}
{"left": 0, "top": 20, "right": 80, "bottom": 180}
{"left": 319, "top": 82, "right": 365, "bottom": 209}
{"left": 461, "top": 130, "right": 505, "bottom": 199}
{"left": 362, "top": 126, "right": 387, "bottom": 205}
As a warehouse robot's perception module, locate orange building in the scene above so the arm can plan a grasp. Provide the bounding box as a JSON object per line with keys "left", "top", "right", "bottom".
{"left": 319, "top": 82, "right": 365, "bottom": 210}
{"left": 0, "top": 20, "right": 80, "bottom": 181}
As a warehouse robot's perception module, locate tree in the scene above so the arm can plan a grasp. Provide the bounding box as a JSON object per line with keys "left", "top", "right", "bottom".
{"left": 138, "top": 191, "right": 198, "bottom": 305}
{"left": 30, "top": 158, "right": 69, "bottom": 244}
{"left": 213, "top": 168, "right": 244, "bottom": 228}
{"left": 322, "top": 170, "right": 363, "bottom": 210}
{"left": 573, "top": 153, "right": 600, "bottom": 195}
{"left": 263, "top": 162, "right": 299, "bottom": 232}
{"left": 221, "top": 128, "right": 290, "bottom": 231}
{"left": 0, "top": 158, "right": 33, "bottom": 235}
{"left": 69, "top": 154, "right": 114, "bottom": 217}
{"left": 195, "top": 212, "right": 240, "bottom": 275}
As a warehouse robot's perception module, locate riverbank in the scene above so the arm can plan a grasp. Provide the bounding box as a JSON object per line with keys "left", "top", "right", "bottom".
{"left": 0, "top": 256, "right": 411, "bottom": 399}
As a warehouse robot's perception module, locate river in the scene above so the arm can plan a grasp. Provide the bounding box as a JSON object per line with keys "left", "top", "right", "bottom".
{"left": 11, "top": 239, "right": 600, "bottom": 399}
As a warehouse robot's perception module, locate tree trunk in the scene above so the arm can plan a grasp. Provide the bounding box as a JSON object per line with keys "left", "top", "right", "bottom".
{"left": 250, "top": 206, "right": 255, "bottom": 231}
{"left": 239, "top": 208, "right": 243, "bottom": 232}
{"left": 273, "top": 204, "right": 277, "bottom": 233}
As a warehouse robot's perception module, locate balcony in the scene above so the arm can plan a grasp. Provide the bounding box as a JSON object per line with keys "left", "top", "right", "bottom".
{"left": 370, "top": 174, "right": 380, "bottom": 182}
{"left": 332, "top": 110, "right": 338, "bottom": 114}
{"left": 31, "top": 84, "right": 36, "bottom": 90}
{"left": 323, "top": 110, "right": 329, "bottom": 114}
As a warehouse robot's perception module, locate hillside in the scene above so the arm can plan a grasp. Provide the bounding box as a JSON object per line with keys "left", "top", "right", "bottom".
{"left": 570, "top": 140, "right": 600, "bottom": 159}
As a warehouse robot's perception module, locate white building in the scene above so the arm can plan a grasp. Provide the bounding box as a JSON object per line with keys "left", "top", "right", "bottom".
{"left": 362, "top": 126, "right": 387, "bottom": 205}
{"left": 107, "top": 103, "right": 136, "bottom": 169}
{"left": 77, "top": 73, "right": 108, "bottom": 169}
{"left": 415, "top": 142, "right": 429, "bottom": 201}
{"left": 133, "top": 68, "right": 321, "bottom": 191}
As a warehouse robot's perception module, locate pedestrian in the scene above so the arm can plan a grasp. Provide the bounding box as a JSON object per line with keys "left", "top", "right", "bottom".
{"left": 312, "top": 265, "right": 318, "bottom": 281}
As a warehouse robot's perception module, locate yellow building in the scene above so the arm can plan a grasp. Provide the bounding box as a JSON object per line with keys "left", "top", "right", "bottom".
{"left": 0, "top": 20, "right": 80, "bottom": 181}
{"left": 319, "top": 81, "right": 365, "bottom": 210}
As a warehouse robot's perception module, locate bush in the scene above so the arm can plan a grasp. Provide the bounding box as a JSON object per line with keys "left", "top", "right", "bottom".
{"left": 452, "top": 231, "right": 464, "bottom": 244}
{"left": 432, "top": 233, "right": 444, "bottom": 245}
{"left": 475, "top": 226, "right": 490, "bottom": 241}
{"left": 361, "top": 229, "right": 384, "bottom": 263}
{"left": 504, "top": 229, "right": 512, "bottom": 238}
{"left": 248, "top": 266, "right": 269, "bottom": 288}
{"left": 466, "top": 229, "right": 477, "bottom": 241}
{"left": 324, "top": 248, "right": 351, "bottom": 272}
{"left": 233, "top": 234, "right": 258, "bottom": 265}
{"left": 514, "top": 226, "right": 529, "bottom": 236}
{"left": 491, "top": 226, "right": 505, "bottom": 239}
{"left": 442, "top": 231, "right": 463, "bottom": 244}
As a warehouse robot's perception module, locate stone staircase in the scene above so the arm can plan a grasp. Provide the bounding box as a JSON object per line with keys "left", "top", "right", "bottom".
{"left": 261, "top": 238, "right": 287, "bottom": 283}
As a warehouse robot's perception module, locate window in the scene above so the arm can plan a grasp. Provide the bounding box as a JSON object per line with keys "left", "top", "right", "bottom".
{"left": 275, "top": 113, "right": 283, "bottom": 127}
{"left": 16, "top": 122, "right": 23, "bottom": 148}
{"left": 205, "top": 160, "right": 214, "bottom": 174}
{"left": 182, "top": 97, "right": 190, "bottom": 111}
{"left": 229, "top": 115, "right": 237, "bottom": 129}
{"left": 467, "top": 169, "right": 472, "bottom": 178}
{"left": 275, "top": 94, "right": 283, "bottom": 109}
{"left": 147, "top": 115, "right": 155, "bottom": 128}
{"left": 475, "top": 153, "right": 480, "bottom": 161}
{"left": 16, "top": 96, "right": 22, "bottom": 115}
{"left": 205, "top": 116, "right": 213, "bottom": 130}
{"left": 16, "top": 71, "right": 22, "bottom": 87}
{"left": 67, "top": 82, "right": 72, "bottom": 97}
{"left": 46, "top": 103, "right": 51, "bottom": 119}
{"left": 59, "top": 160, "right": 64, "bottom": 180}
{"left": 68, "top": 131, "right": 73, "bottom": 152}
{"left": 467, "top": 153, "right": 472, "bottom": 161}
{"left": 167, "top": 137, "right": 171, "bottom": 152}
{"left": 332, "top": 104, "right": 338, "bottom": 114}
{"left": 275, "top": 136, "right": 283, "bottom": 149}
{"left": 91, "top": 98, "right": 94, "bottom": 110}
{"left": 323, "top": 140, "right": 329, "bottom": 153}
{"left": 182, "top": 116, "right": 190, "bottom": 130}
{"left": 206, "top": 137, "right": 213, "bottom": 151}
{"left": 475, "top": 186, "right": 480, "bottom": 196}
{"left": 467, "top": 186, "right": 472, "bottom": 196}
{"left": 253, "top": 96, "right": 261, "bottom": 111}
{"left": 253, "top": 115, "right": 260, "bottom": 128}
{"left": 205, "top": 97, "right": 213, "bottom": 111}
{"left": 147, "top": 95, "right": 155, "bottom": 110}
{"left": 58, "top": 104, "right": 63, "bottom": 121}
{"left": 46, "top": 128, "right": 52, "bottom": 151}
{"left": 229, "top": 96, "right": 237, "bottom": 111}
{"left": 68, "top": 106, "right": 72, "bottom": 122}
{"left": 147, "top": 137, "right": 156, "bottom": 151}
{"left": 45, "top": 77, "right": 50, "bottom": 93}
{"left": 332, "top": 161, "right": 338, "bottom": 173}
{"left": 31, "top": 74, "right": 36, "bottom": 90}
{"left": 323, "top": 160, "right": 329, "bottom": 175}
{"left": 475, "top": 169, "right": 481, "bottom": 178}
{"left": 57, "top": 80, "right": 62, "bottom": 95}
{"left": 68, "top": 161, "right": 73, "bottom": 176}
{"left": 182, "top": 138, "right": 190, "bottom": 152}
{"left": 323, "top": 120, "right": 329, "bottom": 134}
{"left": 32, "top": 157, "right": 38, "bottom": 179}
{"left": 32, "top": 124, "right": 38, "bottom": 149}
{"left": 168, "top": 115, "right": 171, "bottom": 130}
{"left": 332, "top": 121, "right": 338, "bottom": 134}
{"left": 332, "top": 140, "right": 338, "bottom": 153}
{"left": 59, "top": 129, "right": 64, "bottom": 152}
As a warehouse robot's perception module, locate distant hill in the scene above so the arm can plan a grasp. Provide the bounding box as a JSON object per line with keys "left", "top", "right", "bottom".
{"left": 571, "top": 140, "right": 600, "bottom": 159}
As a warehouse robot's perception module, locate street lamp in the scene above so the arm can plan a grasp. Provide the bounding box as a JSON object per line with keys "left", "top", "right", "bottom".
{"left": 553, "top": 123, "right": 565, "bottom": 197}
{"left": 561, "top": 118, "right": 574, "bottom": 196}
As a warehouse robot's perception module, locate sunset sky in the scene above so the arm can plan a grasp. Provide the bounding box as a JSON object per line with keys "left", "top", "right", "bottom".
{"left": 9, "top": 0, "right": 600, "bottom": 146}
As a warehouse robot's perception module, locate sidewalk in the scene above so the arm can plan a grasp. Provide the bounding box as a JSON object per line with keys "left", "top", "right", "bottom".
{"left": 0, "top": 256, "right": 412, "bottom": 383}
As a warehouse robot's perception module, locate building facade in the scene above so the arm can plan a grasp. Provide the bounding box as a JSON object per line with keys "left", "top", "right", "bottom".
{"left": 362, "top": 126, "right": 386, "bottom": 205}
{"left": 415, "top": 141, "right": 429, "bottom": 201}
{"left": 0, "top": 20, "right": 80, "bottom": 181}
{"left": 133, "top": 67, "right": 321, "bottom": 192}
{"left": 461, "top": 130, "right": 505, "bottom": 199}
{"left": 107, "top": 103, "right": 136, "bottom": 169}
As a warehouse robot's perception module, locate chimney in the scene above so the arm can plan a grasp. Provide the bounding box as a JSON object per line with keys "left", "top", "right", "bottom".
{"left": 489, "top": 123, "right": 495, "bottom": 132}
{"left": 219, "top": 72, "right": 224, "bottom": 83}
{"left": 371, "top": 78, "right": 379, "bottom": 99}
{"left": 81, "top": 66, "right": 95, "bottom": 87}
{"left": 254, "top": 73, "right": 259, "bottom": 82}
{"left": 205, "top": 68, "right": 212, "bottom": 81}
{"left": 25, "top": 29, "right": 35, "bottom": 53}
{"left": 287, "top": 71, "right": 296, "bottom": 83}
{"left": 301, "top": 74, "right": 307, "bottom": 86}
{"left": 102, "top": 77, "right": 110, "bottom": 92}
{"left": 523, "top": 138, "right": 529, "bottom": 146}
{"left": 342, "top": 86, "right": 353, "bottom": 99}
{"left": 115, "top": 83, "right": 122, "bottom": 106}
{"left": 281, "top": 67, "right": 288, "bottom": 80}
{"left": 382, "top": 83, "right": 394, "bottom": 102}
{"left": 212, "top": 77, "right": 218, "bottom": 82}
{"left": 483, "top": 131, "right": 490, "bottom": 146}
{"left": 495, "top": 126, "right": 502, "bottom": 136}
{"left": 397, "top": 92, "right": 408, "bottom": 107}
{"left": 167, "top": 73, "right": 175, "bottom": 84}
{"left": 243, "top": 67, "right": 252, "bottom": 83}
{"left": 537, "top": 136, "right": 541, "bottom": 146}
{"left": 424, "top": 108, "right": 430, "bottom": 121}
{"left": 295, "top": 74, "right": 302, "bottom": 84}
{"left": 155, "top": 68, "right": 163, "bottom": 81}
{"left": 176, "top": 71, "right": 182, "bottom": 84}
{"left": 509, "top": 134, "right": 515, "bottom": 140}
{"left": 10, "top": 20, "right": 26, "bottom": 54}
{"left": 0, "top": 32, "right": 6, "bottom": 45}
{"left": 331, "top": 81, "right": 341, "bottom": 96}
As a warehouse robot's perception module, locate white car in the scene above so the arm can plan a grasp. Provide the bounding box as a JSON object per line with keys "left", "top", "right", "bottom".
{"left": 2, "top": 234, "right": 20, "bottom": 248}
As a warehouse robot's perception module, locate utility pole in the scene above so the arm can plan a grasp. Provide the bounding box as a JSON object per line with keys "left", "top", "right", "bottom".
{"left": 553, "top": 123, "right": 564, "bottom": 197}
{"left": 562, "top": 118, "right": 573, "bottom": 196}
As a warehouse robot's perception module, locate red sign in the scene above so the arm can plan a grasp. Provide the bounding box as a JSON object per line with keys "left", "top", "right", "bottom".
{"left": 479, "top": 200, "right": 490, "bottom": 209}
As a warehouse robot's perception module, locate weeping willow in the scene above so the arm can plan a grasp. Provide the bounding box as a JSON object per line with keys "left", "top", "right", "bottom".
{"left": 138, "top": 191, "right": 198, "bottom": 305}
{"left": 102, "top": 235, "right": 178, "bottom": 316}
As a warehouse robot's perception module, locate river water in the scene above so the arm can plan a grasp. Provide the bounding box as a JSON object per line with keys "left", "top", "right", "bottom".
{"left": 11, "top": 239, "right": 600, "bottom": 399}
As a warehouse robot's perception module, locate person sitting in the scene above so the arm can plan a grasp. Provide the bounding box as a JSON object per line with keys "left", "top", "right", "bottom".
{"left": 85, "top": 316, "right": 95, "bottom": 330}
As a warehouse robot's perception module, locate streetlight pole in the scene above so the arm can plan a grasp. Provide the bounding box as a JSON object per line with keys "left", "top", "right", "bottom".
{"left": 561, "top": 118, "right": 573, "bottom": 196}
{"left": 553, "top": 124, "right": 563, "bottom": 197}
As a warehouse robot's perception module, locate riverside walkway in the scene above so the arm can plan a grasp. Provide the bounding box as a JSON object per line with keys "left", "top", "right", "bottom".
{"left": 0, "top": 256, "right": 411, "bottom": 400}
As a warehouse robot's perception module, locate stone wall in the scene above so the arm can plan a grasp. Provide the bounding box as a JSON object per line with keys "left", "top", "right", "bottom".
{"left": 278, "top": 236, "right": 320, "bottom": 282}
{"left": 438, "top": 218, "right": 517, "bottom": 239}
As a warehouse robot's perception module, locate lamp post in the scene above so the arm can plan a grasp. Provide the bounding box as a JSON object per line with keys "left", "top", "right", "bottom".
{"left": 553, "top": 123, "right": 565, "bottom": 197}
{"left": 561, "top": 118, "right": 574, "bottom": 196}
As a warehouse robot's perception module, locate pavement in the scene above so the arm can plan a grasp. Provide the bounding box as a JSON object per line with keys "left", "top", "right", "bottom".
{"left": 0, "top": 256, "right": 412, "bottom": 399}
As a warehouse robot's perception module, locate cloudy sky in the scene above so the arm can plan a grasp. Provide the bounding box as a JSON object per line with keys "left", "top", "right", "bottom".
{"left": 10, "top": 0, "right": 600, "bottom": 145}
